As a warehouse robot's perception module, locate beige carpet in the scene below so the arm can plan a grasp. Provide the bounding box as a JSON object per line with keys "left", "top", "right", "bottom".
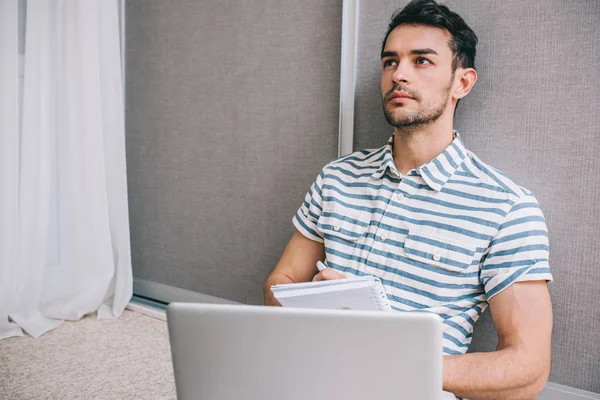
{"left": 0, "top": 309, "right": 176, "bottom": 400}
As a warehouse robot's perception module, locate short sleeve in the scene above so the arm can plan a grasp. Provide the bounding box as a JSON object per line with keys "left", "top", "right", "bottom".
{"left": 292, "top": 168, "right": 326, "bottom": 243}
{"left": 480, "top": 193, "right": 553, "bottom": 299}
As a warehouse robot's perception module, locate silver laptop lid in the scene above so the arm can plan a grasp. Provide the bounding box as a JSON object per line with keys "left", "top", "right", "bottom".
{"left": 167, "top": 303, "right": 443, "bottom": 400}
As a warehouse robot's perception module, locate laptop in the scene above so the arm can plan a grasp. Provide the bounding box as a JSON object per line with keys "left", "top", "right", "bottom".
{"left": 166, "top": 302, "right": 444, "bottom": 400}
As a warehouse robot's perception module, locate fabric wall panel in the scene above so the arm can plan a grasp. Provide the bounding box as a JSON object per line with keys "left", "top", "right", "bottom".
{"left": 354, "top": 0, "right": 600, "bottom": 393}
{"left": 126, "top": 1, "right": 342, "bottom": 304}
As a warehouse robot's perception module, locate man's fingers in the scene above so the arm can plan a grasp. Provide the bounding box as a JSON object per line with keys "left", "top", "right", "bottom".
{"left": 323, "top": 268, "right": 345, "bottom": 280}
{"left": 312, "top": 268, "right": 345, "bottom": 282}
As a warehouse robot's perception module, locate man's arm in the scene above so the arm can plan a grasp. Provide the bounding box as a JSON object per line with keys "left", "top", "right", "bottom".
{"left": 443, "top": 280, "right": 553, "bottom": 400}
{"left": 263, "top": 231, "right": 325, "bottom": 306}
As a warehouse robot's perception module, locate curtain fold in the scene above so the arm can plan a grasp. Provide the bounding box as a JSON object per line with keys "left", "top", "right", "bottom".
{"left": 0, "top": 0, "right": 24, "bottom": 339}
{"left": 0, "top": 0, "right": 132, "bottom": 340}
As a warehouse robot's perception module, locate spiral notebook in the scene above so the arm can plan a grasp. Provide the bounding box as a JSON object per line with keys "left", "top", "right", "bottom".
{"left": 271, "top": 275, "right": 392, "bottom": 311}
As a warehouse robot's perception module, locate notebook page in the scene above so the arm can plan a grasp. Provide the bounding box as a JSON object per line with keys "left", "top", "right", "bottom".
{"left": 276, "top": 285, "right": 383, "bottom": 311}
{"left": 274, "top": 279, "right": 373, "bottom": 298}
{"left": 272, "top": 276, "right": 391, "bottom": 311}
{"left": 271, "top": 276, "right": 372, "bottom": 292}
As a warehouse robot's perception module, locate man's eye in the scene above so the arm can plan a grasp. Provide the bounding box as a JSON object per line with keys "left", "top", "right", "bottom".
{"left": 416, "top": 57, "right": 432, "bottom": 65}
{"left": 383, "top": 59, "right": 397, "bottom": 68}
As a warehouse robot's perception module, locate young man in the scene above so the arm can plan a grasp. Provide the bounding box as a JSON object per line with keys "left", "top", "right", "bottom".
{"left": 264, "top": 1, "right": 553, "bottom": 398}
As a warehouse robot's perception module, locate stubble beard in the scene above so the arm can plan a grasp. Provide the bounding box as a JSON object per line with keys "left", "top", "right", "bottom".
{"left": 382, "top": 78, "right": 453, "bottom": 130}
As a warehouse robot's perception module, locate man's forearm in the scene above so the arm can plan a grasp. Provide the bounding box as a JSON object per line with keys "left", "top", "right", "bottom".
{"left": 443, "top": 345, "right": 548, "bottom": 400}
{"left": 263, "top": 273, "right": 294, "bottom": 306}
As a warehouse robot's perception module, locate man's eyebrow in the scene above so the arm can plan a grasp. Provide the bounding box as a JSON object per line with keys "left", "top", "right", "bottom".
{"left": 380, "top": 48, "right": 439, "bottom": 59}
{"left": 411, "top": 48, "right": 438, "bottom": 56}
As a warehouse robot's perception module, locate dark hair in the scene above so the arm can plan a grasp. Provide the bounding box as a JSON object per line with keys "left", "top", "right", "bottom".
{"left": 381, "top": 0, "right": 478, "bottom": 71}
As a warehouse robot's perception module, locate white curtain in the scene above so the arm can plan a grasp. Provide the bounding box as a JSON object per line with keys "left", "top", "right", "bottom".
{"left": 0, "top": 0, "right": 132, "bottom": 339}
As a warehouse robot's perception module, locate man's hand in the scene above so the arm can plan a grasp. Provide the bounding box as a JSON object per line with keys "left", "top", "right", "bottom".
{"left": 264, "top": 231, "right": 325, "bottom": 306}
{"left": 312, "top": 268, "right": 346, "bottom": 282}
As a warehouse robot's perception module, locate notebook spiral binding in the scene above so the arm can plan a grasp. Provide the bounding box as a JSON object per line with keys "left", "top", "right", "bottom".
{"left": 370, "top": 276, "right": 392, "bottom": 311}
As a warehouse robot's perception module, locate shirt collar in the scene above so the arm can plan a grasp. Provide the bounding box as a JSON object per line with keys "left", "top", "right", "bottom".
{"left": 370, "top": 131, "right": 468, "bottom": 192}
{"left": 370, "top": 135, "right": 399, "bottom": 180}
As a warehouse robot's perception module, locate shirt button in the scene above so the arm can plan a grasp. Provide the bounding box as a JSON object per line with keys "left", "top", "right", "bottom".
{"left": 379, "top": 233, "right": 387, "bottom": 241}
{"left": 395, "top": 193, "right": 404, "bottom": 201}
{"left": 334, "top": 224, "right": 341, "bottom": 231}
{"left": 432, "top": 254, "right": 441, "bottom": 262}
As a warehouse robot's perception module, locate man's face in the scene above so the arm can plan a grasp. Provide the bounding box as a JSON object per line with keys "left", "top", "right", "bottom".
{"left": 381, "top": 24, "right": 456, "bottom": 129}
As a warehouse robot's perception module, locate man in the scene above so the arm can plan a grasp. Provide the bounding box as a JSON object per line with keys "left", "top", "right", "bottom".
{"left": 264, "top": 1, "right": 553, "bottom": 399}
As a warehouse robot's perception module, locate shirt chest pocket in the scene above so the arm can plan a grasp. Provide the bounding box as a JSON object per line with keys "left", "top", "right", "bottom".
{"left": 403, "top": 230, "right": 476, "bottom": 272}
{"left": 317, "top": 208, "right": 369, "bottom": 242}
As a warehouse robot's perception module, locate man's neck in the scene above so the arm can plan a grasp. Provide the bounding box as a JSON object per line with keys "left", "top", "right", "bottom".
{"left": 392, "top": 120, "right": 455, "bottom": 176}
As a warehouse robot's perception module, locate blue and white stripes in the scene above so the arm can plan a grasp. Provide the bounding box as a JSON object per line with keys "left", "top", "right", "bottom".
{"left": 293, "top": 133, "right": 553, "bottom": 355}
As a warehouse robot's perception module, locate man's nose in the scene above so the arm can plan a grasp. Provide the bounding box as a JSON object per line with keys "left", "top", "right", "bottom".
{"left": 391, "top": 61, "right": 411, "bottom": 84}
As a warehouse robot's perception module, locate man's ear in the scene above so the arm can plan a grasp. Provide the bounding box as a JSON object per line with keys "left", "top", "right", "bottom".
{"left": 453, "top": 68, "right": 477, "bottom": 100}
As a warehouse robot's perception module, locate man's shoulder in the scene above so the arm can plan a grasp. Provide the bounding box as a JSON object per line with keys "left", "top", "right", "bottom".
{"left": 322, "top": 146, "right": 386, "bottom": 175}
{"left": 461, "top": 150, "right": 537, "bottom": 203}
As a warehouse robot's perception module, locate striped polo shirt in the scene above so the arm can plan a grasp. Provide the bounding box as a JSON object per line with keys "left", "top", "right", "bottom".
{"left": 293, "top": 132, "right": 553, "bottom": 355}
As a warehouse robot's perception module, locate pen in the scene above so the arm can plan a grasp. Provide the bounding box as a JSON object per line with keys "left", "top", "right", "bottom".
{"left": 316, "top": 261, "right": 328, "bottom": 272}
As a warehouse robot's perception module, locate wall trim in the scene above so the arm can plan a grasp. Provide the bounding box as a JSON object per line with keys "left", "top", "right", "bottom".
{"left": 337, "top": 0, "right": 359, "bottom": 157}
{"left": 133, "top": 277, "right": 239, "bottom": 306}
{"left": 126, "top": 298, "right": 166, "bottom": 321}
{"left": 541, "top": 382, "right": 600, "bottom": 399}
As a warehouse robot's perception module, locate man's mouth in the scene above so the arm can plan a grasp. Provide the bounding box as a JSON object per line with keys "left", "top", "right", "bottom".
{"left": 387, "top": 91, "right": 414, "bottom": 101}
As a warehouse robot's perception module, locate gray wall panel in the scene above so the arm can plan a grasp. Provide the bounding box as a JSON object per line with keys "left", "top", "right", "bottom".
{"left": 354, "top": 0, "right": 600, "bottom": 393}
{"left": 126, "top": 1, "right": 342, "bottom": 304}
